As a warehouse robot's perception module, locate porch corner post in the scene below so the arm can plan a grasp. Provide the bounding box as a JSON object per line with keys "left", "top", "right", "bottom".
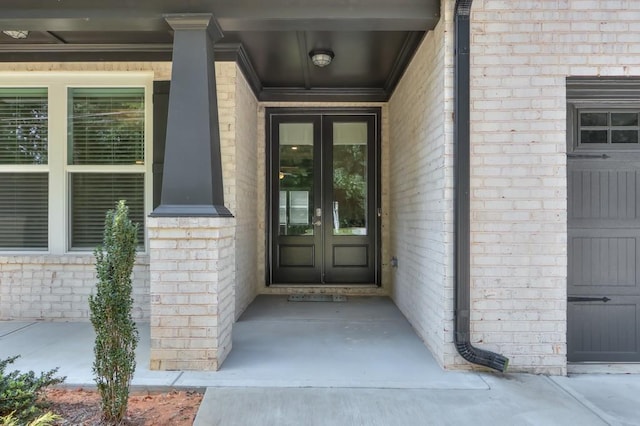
{"left": 151, "top": 13, "right": 231, "bottom": 217}
{"left": 148, "top": 13, "right": 235, "bottom": 372}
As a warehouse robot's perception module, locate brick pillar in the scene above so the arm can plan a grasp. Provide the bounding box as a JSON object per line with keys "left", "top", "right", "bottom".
{"left": 148, "top": 217, "right": 235, "bottom": 371}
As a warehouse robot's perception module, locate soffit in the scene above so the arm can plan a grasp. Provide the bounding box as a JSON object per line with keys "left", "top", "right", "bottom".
{"left": 0, "top": 0, "right": 440, "bottom": 101}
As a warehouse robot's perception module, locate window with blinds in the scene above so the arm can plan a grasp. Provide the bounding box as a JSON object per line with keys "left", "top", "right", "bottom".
{"left": 68, "top": 88, "right": 144, "bottom": 165}
{"left": 0, "top": 88, "right": 48, "bottom": 165}
{"left": 0, "top": 173, "right": 48, "bottom": 250}
{"left": 68, "top": 87, "right": 145, "bottom": 249}
{"left": 0, "top": 79, "right": 150, "bottom": 253}
{"left": 70, "top": 173, "right": 144, "bottom": 248}
{"left": 0, "top": 88, "right": 48, "bottom": 250}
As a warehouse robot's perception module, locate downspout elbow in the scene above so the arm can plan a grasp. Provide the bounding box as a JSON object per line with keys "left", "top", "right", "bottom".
{"left": 455, "top": 336, "right": 509, "bottom": 373}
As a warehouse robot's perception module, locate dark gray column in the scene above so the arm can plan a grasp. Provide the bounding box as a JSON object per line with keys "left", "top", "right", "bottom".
{"left": 151, "top": 14, "right": 232, "bottom": 217}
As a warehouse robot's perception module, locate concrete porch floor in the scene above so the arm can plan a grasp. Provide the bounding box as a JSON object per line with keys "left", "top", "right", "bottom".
{"left": 0, "top": 295, "right": 484, "bottom": 389}
{"left": 1, "top": 295, "right": 639, "bottom": 425}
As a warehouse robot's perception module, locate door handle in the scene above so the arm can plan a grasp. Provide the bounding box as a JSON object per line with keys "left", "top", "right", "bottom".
{"left": 566, "top": 153, "right": 610, "bottom": 159}
{"left": 567, "top": 296, "right": 611, "bottom": 303}
{"left": 313, "top": 208, "right": 322, "bottom": 227}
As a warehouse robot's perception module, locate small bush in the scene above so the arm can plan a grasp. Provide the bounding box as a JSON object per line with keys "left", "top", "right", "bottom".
{"left": 89, "top": 200, "right": 139, "bottom": 424}
{"left": 0, "top": 356, "right": 65, "bottom": 424}
{"left": 1, "top": 411, "right": 61, "bottom": 426}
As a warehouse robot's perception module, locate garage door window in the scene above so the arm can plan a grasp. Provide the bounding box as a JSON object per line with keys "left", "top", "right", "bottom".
{"left": 579, "top": 110, "right": 640, "bottom": 146}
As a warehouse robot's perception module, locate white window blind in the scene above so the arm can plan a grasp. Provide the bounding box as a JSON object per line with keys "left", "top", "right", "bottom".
{"left": 0, "top": 173, "right": 48, "bottom": 250}
{"left": 0, "top": 88, "right": 48, "bottom": 250}
{"left": 68, "top": 87, "right": 145, "bottom": 249}
{"left": 0, "top": 77, "right": 151, "bottom": 254}
{"left": 68, "top": 88, "right": 144, "bottom": 165}
{"left": 0, "top": 88, "right": 48, "bottom": 165}
{"left": 70, "top": 173, "right": 144, "bottom": 248}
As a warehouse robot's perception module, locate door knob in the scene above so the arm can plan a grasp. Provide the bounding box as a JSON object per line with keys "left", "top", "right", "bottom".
{"left": 313, "top": 208, "right": 322, "bottom": 226}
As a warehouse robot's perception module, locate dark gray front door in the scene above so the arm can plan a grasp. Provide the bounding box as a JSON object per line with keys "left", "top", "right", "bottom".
{"left": 268, "top": 111, "right": 379, "bottom": 284}
{"left": 568, "top": 150, "right": 640, "bottom": 362}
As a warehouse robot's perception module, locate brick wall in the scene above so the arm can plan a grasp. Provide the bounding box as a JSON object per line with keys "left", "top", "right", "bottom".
{"left": 0, "top": 255, "right": 149, "bottom": 320}
{"left": 232, "top": 66, "right": 259, "bottom": 318}
{"left": 213, "top": 61, "right": 259, "bottom": 319}
{"left": 388, "top": 0, "right": 575, "bottom": 373}
{"left": 216, "top": 62, "right": 237, "bottom": 215}
{"left": 388, "top": 8, "right": 452, "bottom": 368}
{"left": 148, "top": 217, "right": 235, "bottom": 370}
{"left": 465, "top": 0, "right": 640, "bottom": 373}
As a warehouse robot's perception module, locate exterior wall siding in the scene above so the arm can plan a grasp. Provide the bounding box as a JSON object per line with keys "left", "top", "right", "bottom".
{"left": 388, "top": 8, "right": 452, "bottom": 368}
{"left": 466, "top": 0, "right": 640, "bottom": 373}
{"left": 0, "top": 255, "right": 149, "bottom": 320}
{"left": 148, "top": 217, "right": 235, "bottom": 370}
{"left": 232, "top": 66, "right": 259, "bottom": 318}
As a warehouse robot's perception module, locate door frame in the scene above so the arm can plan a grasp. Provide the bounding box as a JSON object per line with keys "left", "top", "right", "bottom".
{"left": 265, "top": 107, "right": 382, "bottom": 286}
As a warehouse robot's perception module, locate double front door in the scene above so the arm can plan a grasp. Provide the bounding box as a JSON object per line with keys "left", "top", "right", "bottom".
{"left": 268, "top": 110, "right": 380, "bottom": 284}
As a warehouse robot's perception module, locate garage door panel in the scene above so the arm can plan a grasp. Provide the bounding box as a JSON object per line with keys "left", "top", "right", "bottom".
{"left": 568, "top": 301, "right": 639, "bottom": 362}
{"left": 568, "top": 169, "right": 638, "bottom": 220}
{"left": 569, "top": 236, "right": 637, "bottom": 288}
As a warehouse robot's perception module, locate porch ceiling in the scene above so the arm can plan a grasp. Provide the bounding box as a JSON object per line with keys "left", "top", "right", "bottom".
{"left": 0, "top": 0, "right": 440, "bottom": 101}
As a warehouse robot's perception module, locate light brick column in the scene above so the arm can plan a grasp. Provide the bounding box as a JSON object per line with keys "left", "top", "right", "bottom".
{"left": 147, "top": 216, "right": 235, "bottom": 371}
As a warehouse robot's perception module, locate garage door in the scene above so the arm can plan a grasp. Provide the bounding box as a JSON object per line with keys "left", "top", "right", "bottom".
{"left": 567, "top": 109, "right": 640, "bottom": 362}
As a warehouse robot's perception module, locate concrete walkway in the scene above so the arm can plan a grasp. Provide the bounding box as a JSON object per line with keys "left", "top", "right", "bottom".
{"left": 1, "top": 295, "right": 639, "bottom": 425}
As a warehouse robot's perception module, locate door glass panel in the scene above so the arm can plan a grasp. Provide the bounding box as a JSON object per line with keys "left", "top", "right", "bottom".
{"left": 580, "top": 112, "right": 608, "bottom": 127}
{"left": 333, "top": 122, "right": 367, "bottom": 236}
{"left": 279, "top": 123, "right": 314, "bottom": 236}
{"left": 612, "top": 130, "right": 638, "bottom": 144}
{"left": 611, "top": 112, "right": 638, "bottom": 126}
{"left": 581, "top": 130, "right": 607, "bottom": 144}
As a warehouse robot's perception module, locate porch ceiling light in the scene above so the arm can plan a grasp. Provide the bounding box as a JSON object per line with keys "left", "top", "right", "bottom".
{"left": 2, "top": 30, "right": 29, "bottom": 39}
{"left": 309, "top": 49, "right": 334, "bottom": 67}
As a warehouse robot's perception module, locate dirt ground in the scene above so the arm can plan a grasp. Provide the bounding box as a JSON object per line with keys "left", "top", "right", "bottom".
{"left": 43, "top": 388, "right": 203, "bottom": 426}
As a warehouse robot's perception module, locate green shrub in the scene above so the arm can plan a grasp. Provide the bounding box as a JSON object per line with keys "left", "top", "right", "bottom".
{"left": 1, "top": 411, "right": 61, "bottom": 426}
{"left": 0, "top": 356, "right": 65, "bottom": 424}
{"left": 89, "top": 200, "right": 139, "bottom": 424}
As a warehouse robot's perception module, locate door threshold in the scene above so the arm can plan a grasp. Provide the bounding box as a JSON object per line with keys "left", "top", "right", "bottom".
{"left": 568, "top": 362, "right": 640, "bottom": 374}
{"left": 269, "top": 283, "right": 379, "bottom": 287}
{"left": 261, "top": 284, "right": 388, "bottom": 297}
{"left": 288, "top": 294, "right": 347, "bottom": 302}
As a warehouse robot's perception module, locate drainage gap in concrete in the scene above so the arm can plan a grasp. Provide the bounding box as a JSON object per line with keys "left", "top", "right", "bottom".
{"left": 287, "top": 295, "right": 347, "bottom": 302}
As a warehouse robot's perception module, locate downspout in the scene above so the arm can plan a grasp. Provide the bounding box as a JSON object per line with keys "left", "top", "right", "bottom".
{"left": 453, "top": 0, "right": 509, "bottom": 372}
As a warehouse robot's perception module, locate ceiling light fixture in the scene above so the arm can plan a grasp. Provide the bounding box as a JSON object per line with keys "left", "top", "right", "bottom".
{"left": 309, "top": 49, "right": 334, "bottom": 68}
{"left": 2, "top": 30, "right": 29, "bottom": 39}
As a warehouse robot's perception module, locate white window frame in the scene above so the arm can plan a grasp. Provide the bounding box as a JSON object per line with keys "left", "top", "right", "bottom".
{"left": 0, "top": 72, "right": 153, "bottom": 255}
